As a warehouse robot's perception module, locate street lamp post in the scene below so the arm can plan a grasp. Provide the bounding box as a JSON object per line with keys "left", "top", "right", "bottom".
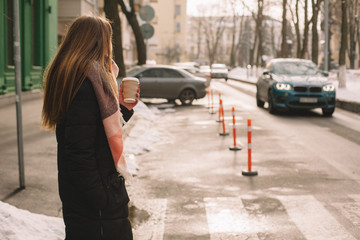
{"left": 13, "top": 0, "right": 25, "bottom": 189}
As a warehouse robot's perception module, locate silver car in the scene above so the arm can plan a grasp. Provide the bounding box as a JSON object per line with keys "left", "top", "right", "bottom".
{"left": 211, "top": 63, "right": 228, "bottom": 81}
{"left": 126, "top": 65, "right": 208, "bottom": 105}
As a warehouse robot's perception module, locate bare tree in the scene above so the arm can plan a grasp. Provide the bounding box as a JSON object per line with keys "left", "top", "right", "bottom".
{"left": 281, "top": 0, "right": 288, "bottom": 57}
{"left": 300, "top": 0, "right": 310, "bottom": 59}
{"left": 357, "top": 2, "right": 360, "bottom": 68}
{"left": 228, "top": 0, "right": 240, "bottom": 67}
{"left": 311, "top": 0, "right": 323, "bottom": 64}
{"left": 236, "top": 10, "right": 247, "bottom": 67}
{"left": 188, "top": 15, "right": 204, "bottom": 61}
{"left": 248, "top": 0, "right": 264, "bottom": 66}
{"left": 118, "top": 0, "right": 146, "bottom": 65}
{"left": 347, "top": 0, "right": 358, "bottom": 69}
{"left": 204, "top": 16, "right": 226, "bottom": 65}
{"left": 104, "top": 0, "right": 126, "bottom": 77}
{"left": 201, "top": 3, "right": 227, "bottom": 65}
{"left": 289, "top": 0, "right": 301, "bottom": 57}
{"left": 338, "top": 0, "right": 347, "bottom": 88}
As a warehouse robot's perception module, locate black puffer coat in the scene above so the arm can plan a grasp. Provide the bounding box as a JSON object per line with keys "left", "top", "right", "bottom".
{"left": 56, "top": 78, "right": 133, "bottom": 240}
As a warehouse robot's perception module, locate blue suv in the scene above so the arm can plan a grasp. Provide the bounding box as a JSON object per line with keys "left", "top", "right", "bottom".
{"left": 256, "top": 58, "right": 336, "bottom": 117}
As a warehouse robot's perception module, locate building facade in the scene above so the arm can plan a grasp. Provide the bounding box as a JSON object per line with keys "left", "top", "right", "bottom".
{"left": 58, "top": 0, "right": 99, "bottom": 39}
{"left": 0, "top": 0, "right": 58, "bottom": 94}
{"left": 147, "top": 0, "right": 187, "bottom": 64}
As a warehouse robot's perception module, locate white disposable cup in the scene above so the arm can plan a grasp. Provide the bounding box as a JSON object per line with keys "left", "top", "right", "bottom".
{"left": 122, "top": 77, "right": 139, "bottom": 103}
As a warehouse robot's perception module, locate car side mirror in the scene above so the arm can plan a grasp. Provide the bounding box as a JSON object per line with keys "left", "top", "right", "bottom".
{"left": 322, "top": 71, "right": 329, "bottom": 77}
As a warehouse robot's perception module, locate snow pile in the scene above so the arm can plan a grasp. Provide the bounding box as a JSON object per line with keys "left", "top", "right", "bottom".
{"left": 124, "top": 101, "right": 160, "bottom": 156}
{"left": 228, "top": 67, "right": 261, "bottom": 83}
{"left": 329, "top": 70, "right": 360, "bottom": 102}
{"left": 0, "top": 201, "right": 65, "bottom": 240}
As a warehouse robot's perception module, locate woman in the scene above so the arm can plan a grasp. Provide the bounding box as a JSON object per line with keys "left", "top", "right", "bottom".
{"left": 42, "top": 15, "right": 138, "bottom": 240}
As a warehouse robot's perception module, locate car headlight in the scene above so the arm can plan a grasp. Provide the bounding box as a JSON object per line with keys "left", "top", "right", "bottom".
{"left": 275, "top": 83, "right": 292, "bottom": 90}
{"left": 323, "top": 84, "right": 335, "bottom": 91}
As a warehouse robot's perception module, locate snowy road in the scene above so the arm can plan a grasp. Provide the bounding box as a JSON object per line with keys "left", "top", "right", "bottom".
{"left": 128, "top": 79, "right": 360, "bottom": 239}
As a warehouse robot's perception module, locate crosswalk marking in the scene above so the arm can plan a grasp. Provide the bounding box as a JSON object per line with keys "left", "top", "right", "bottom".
{"left": 132, "top": 195, "right": 359, "bottom": 239}
{"left": 277, "top": 195, "right": 356, "bottom": 240}
{"left": 333, "top": 194, "right": 360, "bottom": 229}
{"left": 204, "top": 197, "right": 259, "bottom": 239}
{"left": 204, "top": 196, "right": 305, "bottom": 240}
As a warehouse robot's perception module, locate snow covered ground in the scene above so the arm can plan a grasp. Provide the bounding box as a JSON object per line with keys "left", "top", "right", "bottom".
{"left": 0, "top": 101, "right": 162, "bottom": 240}
{"left": 228, "top": 67, "right": 360, "bottom": 103}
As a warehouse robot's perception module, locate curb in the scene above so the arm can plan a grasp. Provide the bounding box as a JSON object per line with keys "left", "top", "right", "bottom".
{"left": 229, "top": 77, "right": 360, "bottom": 115}
{"left": 336, "top": 100, "right": 360, "bottom": 114}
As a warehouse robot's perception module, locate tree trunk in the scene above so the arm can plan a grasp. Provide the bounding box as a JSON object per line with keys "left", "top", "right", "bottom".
{"left": 251, "top": 0, "right": 263, "bottom": 67}
{"left": 281, "top": 0, "right": 288, "bottom": 57}
{"left": 311, "top": 0, "right": 322, "bottom": 65}
{"left": 118, "top": 0, "right": 146, "bottom": 65}
{"left": 104, "top": 0, "right": 125, "bottom": 78}
{"left": 339, "top": 0, "right": 347, "bottom": 88}
{"left": 230, "top": 15, "right": 237, "bottom": 67}
{"left": 300, "top": 0, "right": 309, "bottom": 59}
{"left": 295, "top": 0, "right": 301, "bottom": 58}
{"left": 347, "top": 0, "right": 357, "bottom": 69}
{"left": 236, "top": 14, "right": 245, "bottom": 66}
{"left": 196, "top": 19, "right": 202, "bottom": 60}
{"left": 229, "top": 0, "right": 238, "bottom": 68}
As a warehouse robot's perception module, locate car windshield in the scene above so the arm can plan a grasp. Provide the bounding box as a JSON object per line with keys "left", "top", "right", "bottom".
{"left": 200, "top": 66, "right": 210, "bottom": 69}
{"left": 272, "top": 62, "right": 321, "bottom": 76}
{"left": 126, "top": 66, "right": 142, "bottom": 76}
{"left": 212, "top": 64, "right": 226, "bottom": 69}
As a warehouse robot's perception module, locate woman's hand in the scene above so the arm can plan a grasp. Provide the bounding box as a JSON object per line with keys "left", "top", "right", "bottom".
{"left": 119, "top": 84, "right": 140, "bottom": 110}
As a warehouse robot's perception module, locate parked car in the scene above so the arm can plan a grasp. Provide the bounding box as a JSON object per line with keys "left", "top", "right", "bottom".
{"left": 256, "top": 58, "right": 336, "bottom": 116}
{"left": 173, "top": 63, "right": 211, "bottom": 86}
{"left": 199, "top": 65, "right": 211, "bottom": 75}
{"left": 211, "top": 63, "right": 228, "bottom": 81}
{"left": 126, "top": 65, "right": 208, "bottom": 105}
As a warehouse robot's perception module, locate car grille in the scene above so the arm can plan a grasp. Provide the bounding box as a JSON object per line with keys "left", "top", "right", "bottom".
{"left": 309, "top": 87, "right": 322, "bottom": 93}
{"left": 294, "top": 86, "right": 322, "bottom": 93}
{"left": 294, "top": 86, "right": 307, "bottom": 92}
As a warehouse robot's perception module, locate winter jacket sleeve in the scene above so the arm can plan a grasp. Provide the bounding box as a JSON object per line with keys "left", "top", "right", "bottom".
{"left": 64, "top": 80, "right": 108, "bottom": 210}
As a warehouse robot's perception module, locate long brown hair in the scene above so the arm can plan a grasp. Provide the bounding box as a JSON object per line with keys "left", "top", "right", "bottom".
{"left": 42, "top": 15, "right": 116, "bottom": 130}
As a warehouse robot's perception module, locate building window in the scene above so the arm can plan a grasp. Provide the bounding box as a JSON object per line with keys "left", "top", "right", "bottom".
{"left": 175, "top": 5, "right": 181, "bottom": 16}
{"left": 175, "top": 22, "right": 181, "bottom": 33}
{"left": 7, "top": 0, "right": 14, "bottom": 66}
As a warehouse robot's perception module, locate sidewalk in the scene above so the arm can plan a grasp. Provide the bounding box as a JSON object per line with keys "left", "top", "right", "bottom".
{"left": 228, "top": 67, "right": 360, "bottom": 114}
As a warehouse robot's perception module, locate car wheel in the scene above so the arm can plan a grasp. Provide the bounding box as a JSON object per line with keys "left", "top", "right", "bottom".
{"left": 256, "top": 91, "right": 265, "bottom": 108}
{"left": 179, "top": 89, "right": 196, "bottom": 105}
{"left": 268, "top": 90, "right": 277, "bottom": 114}
{"left": 322, "top": 107, "right": 335, "bottom": 117}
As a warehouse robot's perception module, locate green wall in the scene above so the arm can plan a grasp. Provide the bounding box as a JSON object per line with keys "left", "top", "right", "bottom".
{"left": 0, "top": 0, "right": 57, "bottom": 94}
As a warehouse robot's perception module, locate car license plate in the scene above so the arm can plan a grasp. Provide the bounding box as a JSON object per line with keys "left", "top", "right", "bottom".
{"left": 300, "top": 97, "right": 318, "bottom": 103}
